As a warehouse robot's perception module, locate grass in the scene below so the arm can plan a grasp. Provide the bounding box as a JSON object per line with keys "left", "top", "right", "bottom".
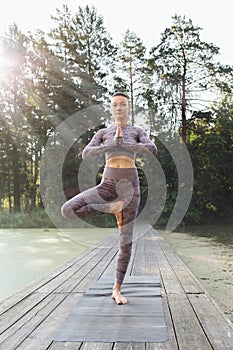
{"left": 0, "top": 209, "right": 55, "bottom": 228}
{"left": 178, "top": 224, "right": 233, "bottom": 245}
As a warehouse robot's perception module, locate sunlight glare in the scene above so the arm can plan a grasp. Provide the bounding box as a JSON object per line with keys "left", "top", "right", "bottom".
{"left": 0, "top": 47, "right": 12, "bottom": 75}
{"left": 0, "top": 45, "right": 22, "bottom": 78}
{"left": 0, "top": 47, "right": 9, "bottom": 74}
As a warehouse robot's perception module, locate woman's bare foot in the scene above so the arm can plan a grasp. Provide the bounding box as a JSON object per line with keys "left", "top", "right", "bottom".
{"left": 109, "top": 201, "right": 124, "bottom": 233}
{"left": 112, "top": 284, "right": 128, "bottom": 305}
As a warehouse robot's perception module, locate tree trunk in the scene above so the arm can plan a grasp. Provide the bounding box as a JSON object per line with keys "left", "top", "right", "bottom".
{"left": 12, "top": 146, "right": 21, "bottom": 211}
{"left": 129, "top": 55, "right": 135, "bottom": 126}
{"left": 181, "top": 96, "right": 187, "bottom": 143}
{"left": 181, "top": 50, "right": 187, "bottom": 143}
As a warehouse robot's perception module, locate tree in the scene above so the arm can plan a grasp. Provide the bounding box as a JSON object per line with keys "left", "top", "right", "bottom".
{"left": 113, "top": 30, "right": 148, "bottom": 125}
{"left": 0, "top": 25, "right": 32, "bottom": 211}
{"left": 0, "top": 26, "right": 56, "bottom": 213}
{"left": 148, "top": 14, "right": 233, "bottom": 142}
{"left": 49, "top": 4, "right": 117, "bottom": 108}
{"left": 188, "top": 95, "right": 233, "bottom": 222}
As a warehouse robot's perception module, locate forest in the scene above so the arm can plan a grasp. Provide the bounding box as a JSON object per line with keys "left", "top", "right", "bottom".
{"left": 0, "top": 4, "right": 232, "bottom": 228}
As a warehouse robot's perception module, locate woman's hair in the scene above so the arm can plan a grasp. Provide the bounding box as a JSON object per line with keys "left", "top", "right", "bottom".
{"left": 112, "top": 91, "right": 130, "bottom": 100}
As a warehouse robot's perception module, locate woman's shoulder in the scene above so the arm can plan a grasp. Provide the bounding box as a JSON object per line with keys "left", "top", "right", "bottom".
{"left": 102, "top": 124, "right": 116, "bottom": 135}
{"left": 95, "top": 125, "right": 111, "bottom": 135}
{"left": 100, "top": 124, "right": 115, "bottom": 131}
{"left": 94, "top": 125, "right": 115, "bottom": 140}
{"left": 127, "top": 124, "right": 147, "bottom": 134}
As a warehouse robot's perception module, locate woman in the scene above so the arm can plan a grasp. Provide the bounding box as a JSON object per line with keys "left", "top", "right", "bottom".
{"left": 61, "top": 92, "right": 157, "bottom": 304}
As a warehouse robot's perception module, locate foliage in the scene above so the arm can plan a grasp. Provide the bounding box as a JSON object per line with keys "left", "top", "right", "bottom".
{"left": 112, "top": 30, "right": 148, "bottom": 125}
{"left": 147, "top": 14, "right": 233, "bottom": 142}
{"left": 0, "top": 209, "right": 54, "bottom": 228}
{"left": 188, "top": 95, "right": 233, "bottom": 223}
{"left": 49, "top": 4, "right": 117, "bottom": 107}
{"left": 0, "top": 6, "right": 232, "bottom": 228}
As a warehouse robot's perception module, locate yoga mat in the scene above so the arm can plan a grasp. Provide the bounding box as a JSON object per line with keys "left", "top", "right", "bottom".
{"left": 54, "top": 276, "right": 168, "bottom": 343}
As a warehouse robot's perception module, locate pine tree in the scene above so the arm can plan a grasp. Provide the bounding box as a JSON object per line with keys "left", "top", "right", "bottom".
{"left": 113, "top": 30, "right": 148, "bottom": 126}
{"left": 0, "top": 25, "right": 31, "bottom": 211}
{"left": 148, "top": 14, "right": 233, "bottom": 142}
{"left": 49, "top": 4, "right": 117, "bottom": 108}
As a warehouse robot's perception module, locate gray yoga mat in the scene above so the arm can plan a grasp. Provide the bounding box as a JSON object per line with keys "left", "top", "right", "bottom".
{"left": 54, "top": 276, "right": 168, "bottom": 343}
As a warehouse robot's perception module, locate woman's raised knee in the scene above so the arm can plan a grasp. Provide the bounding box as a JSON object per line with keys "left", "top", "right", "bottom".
{"left": 61, "top": 202, "right": 75, "bottom": 219}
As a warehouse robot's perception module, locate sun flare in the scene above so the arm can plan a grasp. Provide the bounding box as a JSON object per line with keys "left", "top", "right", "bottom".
{"left": 0, "top": 48, "right": 9, "bottom": 74}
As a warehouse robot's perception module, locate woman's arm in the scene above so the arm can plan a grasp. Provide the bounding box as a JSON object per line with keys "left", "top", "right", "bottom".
{"left": 122, "top": 128, "right": 157, "bottom": 156}
{"left": 82, "top": 129, "right": 117, "bottom": 159}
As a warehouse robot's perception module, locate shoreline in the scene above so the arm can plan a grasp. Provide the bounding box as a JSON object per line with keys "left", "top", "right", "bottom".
{"left": 159, "top": 228, "right": 233, "bottom": 323}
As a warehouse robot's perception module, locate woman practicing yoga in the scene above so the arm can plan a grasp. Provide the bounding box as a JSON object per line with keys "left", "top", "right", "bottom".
{"left": 61, "top": 92, "right": 157, "bottom": 304}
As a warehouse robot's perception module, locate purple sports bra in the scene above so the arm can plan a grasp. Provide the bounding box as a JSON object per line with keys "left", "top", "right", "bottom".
{"left": 82, "top": 124, "right": 157, "bottom": 160}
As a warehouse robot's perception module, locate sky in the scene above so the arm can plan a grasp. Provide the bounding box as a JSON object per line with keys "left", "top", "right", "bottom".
{"left": 0, "top": 0, "right": 232, "bottom": 65}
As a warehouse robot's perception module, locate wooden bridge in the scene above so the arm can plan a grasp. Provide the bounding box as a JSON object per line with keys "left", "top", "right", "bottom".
{"left": 0, "top": 222, "right": 232, "bottom": 349}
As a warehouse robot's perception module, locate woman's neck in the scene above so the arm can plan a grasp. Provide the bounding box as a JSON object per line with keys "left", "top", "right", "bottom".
{"left": 114, "top": 120, "right": 128, "bottom": 126}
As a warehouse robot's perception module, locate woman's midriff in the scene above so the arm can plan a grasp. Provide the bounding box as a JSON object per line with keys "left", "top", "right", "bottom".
{"left": 106, "top": 155, "right": 136, "bottom": 168}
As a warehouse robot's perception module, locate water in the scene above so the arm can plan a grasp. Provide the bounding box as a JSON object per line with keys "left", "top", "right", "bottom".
{"left": 0, "top": 227, "right": 114, "bottom": 302}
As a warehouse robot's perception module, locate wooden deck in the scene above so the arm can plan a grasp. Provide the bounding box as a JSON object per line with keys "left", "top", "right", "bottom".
{"left": 0, "top": 222, "right": 233, "bottom": 350}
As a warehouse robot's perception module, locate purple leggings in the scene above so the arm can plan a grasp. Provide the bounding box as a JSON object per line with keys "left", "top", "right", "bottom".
{"left": 61, "top": 167, "right": 140, "bottom": 285}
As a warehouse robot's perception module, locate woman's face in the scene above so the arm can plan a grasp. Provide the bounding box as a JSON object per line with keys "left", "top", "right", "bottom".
{"left": 110, "top": 95, "right": 130, "bottom": 123}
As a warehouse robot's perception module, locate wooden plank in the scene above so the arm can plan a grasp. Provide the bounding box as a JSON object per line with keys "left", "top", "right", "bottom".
{"left": 0, "top": 234, "right": 115, "bottom": 322}
{"left": 55, "top": 247, "right": 117, "bottom": 293}
{"left": 188, "top": 293, "right": 233, "bottom": 350}
{"left": 172, "top": 265, "right": 205, "bottom": 294}
{"left": 130, "top": 227, "right": 146, "bottom": 276}
{"left": 80, "top": 343, "right": 113, "bottom": 350}
{"left": 157, "top": 235, "right": 204, "bottom": 294}
{"left": 13, "top": 293, "right": 82, "bottom": 350}
{"left": 146, "top": 342, "right": 176, "bottom": 350}
{"left": 48, "top": 342, "right": 82, "bottom": 350}
{"left": 114, "top": 343, "right": 145, "bottom": 350}
{"left": 80, "top": 231, "right": 135, "bottom": 286}
{"left": 72, "top": 247, "right": 118, "bottom": 292}
{"left": 156, "top": 234, "right": 183, "bottom": 267}
{"left": 0, "top": 238, "right": 106, "bottom": 315}
{"left": 101, "top": 223, "right": 143, "bottom": 280}
{"left": 167, "top": 293, "right": 213, "bottom": 350}
{"left": 0, "top": 293, "right": 83, "bottom": 350}
{"left": 14, "top": 246, "right": 119, "bottom": 349}
{"left": 100, "top": 225, "right": 146, "bottom": 287}
{"left": 143, "top": 231, "right": 179, "bottom": 350}
{"left": 0, "top": 293, "right": 60, "bottom": 348}
{"left": 125, "top": 234, "right": 139, "bottom": 277}
{"left": 0, "top": 223, "right": 233, "bottom": 350}
{"left": 159, "top": 267, "right": 184, "bottom": 294}
{"left": 0, "top": 235, "right": 117, "bottom": 349}
{"left": 144, "top": 232, "right": 160, "bottom": 275}
{"left": 38, "top": 236, "right": 116, "bottom": 294}
{"left": 101, "top": 252, "right": 118, "bottom": 278}
{"left": 147, "top": 236, "right": 170, "bottom": 268}
{"left": 145, "top": 295, "right": 179, "bottom": 350}
{"left": 0, "top": 243, "right": 114, "bottom": 336}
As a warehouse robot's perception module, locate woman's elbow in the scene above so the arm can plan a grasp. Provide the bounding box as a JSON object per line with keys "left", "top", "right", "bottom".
{"left": 82, "top": 150, "right": 89, "bottom": 159}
